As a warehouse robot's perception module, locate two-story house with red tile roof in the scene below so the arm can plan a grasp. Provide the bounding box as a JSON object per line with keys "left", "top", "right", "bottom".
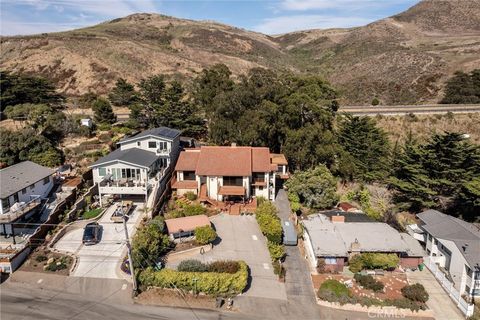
{"left": 172, "top": 145, "right": 288, "bottom": 203}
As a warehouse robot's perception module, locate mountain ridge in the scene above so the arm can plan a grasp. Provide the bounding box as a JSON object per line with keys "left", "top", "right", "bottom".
{"left": 1, "top": 0, "right": 479, "bottom": 105}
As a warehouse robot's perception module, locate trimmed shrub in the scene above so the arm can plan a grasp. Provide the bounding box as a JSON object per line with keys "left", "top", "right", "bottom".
{"left": 348, "top": 255, "right": 364, "bottom": 273}
{"left": 348, "top": 253, "right": 399, "bottom": 272}
{"left": 267, "top": 241, "right": 285, "bottom": 261}
{"left": 401, "top": 283, "right": 429, "bottom": 303}
{"left": 354, "top": 274, "right": 384, "bottom": 292}
{"left": 177, "top": 259, "right": 208, "bottom": 272}
{"left": 185, "top": 192, "right": 197, "bottom": 201}
{"left": 361, "top": 253, "right": 399, "bottom": 270}
{"left": 317, "top": 280, "right": 352, "bottom": 305}
{"left": 194, "top": 225, "right": 217, "bottom": 245}
{"left": 272, "top": 260, "right": 286, "bottom": 278}
{"left": 255, "top": 202, "right": 282, "bottom": 244}
{"left": 207, "top": 261, "right": 240, "bottom": 274}
{"left": 139, "top": 261, "right": 249, "bottom": 295}
{"left": 319, "top": 279, "right": 351, "bottom": 298}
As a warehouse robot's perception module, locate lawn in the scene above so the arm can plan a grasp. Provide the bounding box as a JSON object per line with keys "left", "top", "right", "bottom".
{"left": 81, "top": 208, "right": 103, "bottom": 219}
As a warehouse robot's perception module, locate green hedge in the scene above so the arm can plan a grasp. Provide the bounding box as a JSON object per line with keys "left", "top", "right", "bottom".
{"left": 139, "top": 261, "right": 249, "bottom": 295}
{"left": 194, "top": 225, "right": 217, "bottom": 244}
{"left": 255, "top": 202, "right": 282, "bottom": 244}
{"left": 348, "top": 253, "right": 400, "bottom": 272}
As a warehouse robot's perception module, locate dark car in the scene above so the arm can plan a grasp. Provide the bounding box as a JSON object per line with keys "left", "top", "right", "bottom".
{"left": 82, "top": 222, "right": 101, "bottom": 245}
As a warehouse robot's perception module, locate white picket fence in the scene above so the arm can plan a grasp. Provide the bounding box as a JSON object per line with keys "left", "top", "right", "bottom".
{"left": 425, "top": 257, "right": 474, "bottom": 317}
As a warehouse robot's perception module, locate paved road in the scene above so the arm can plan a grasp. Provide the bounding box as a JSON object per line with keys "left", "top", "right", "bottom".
{"left": 1, "top": 276, "right": 251, "bottom": 320}
{"left": 407, "top": 269, "right": 463, "bottom": 320}
{"left": 54, "top": 202, "right": 144, "bottom": 279}
{"left": 339, "top": 104, "right": 480, "bottom": 116}
{"left": 167, "top": 214, "right": 287, "bottom": 300}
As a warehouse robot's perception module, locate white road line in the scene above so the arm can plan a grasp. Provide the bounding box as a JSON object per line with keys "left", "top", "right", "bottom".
{"left": 37, "top": 279, "right": 43, "bottom": 284}
{"left": 252, "top": 235, "right": 258, "bottom": 240}
{"left": 263, "top": 263, "right": 270, "bottom": 270}
{"left": 121, "top": 284, "right": 127, "bottom": 290}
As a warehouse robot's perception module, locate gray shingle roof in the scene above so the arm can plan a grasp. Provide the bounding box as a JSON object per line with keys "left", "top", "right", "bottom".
{"left": 90, "top": 148, "right": 158, "bottom": 168}
{"left": 0, "top": 161, "right": 54, "bottom": 199}
{"left": 119, "top": 127, "right": 181, "bottom": 144}
{"left": 417, "top": 210, "right": 480, "bottom": 268}
{"left": 303, "top": 214, "right": 425, "bottom": 258}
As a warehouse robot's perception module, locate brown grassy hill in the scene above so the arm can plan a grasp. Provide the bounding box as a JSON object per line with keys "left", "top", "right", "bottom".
{"left": 1, "top": 0, "right": 479, "bottom": 105}
{"left": 0, "top": 14, "right": 289, "bottom": 96}
{"left": 278, "top": 0, "right": 480, "bottom": 105}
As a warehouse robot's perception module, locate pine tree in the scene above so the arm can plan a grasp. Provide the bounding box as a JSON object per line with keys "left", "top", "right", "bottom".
{"left": 92, "top": 98, "right": 116, "bottom": 124}
{"left": 338, "top": 115, "right": 391, "bottom": 181}
{"left": 108, "top": 78, "right": 137, "bottom": 107}
{"left": 389, "top": 137, "right": 437, "bottom": 211}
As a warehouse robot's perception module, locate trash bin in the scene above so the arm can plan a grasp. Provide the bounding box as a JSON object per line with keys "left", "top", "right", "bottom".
{"left": 418, "top": 263, "right": 424, "bottom": 271}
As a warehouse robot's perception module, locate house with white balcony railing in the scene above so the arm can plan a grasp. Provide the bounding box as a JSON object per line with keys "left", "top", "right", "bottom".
{"left": 0, "top": 161, "right": 54, "bottom": 238}
{"left": 90, "top": 127, "right": 181, "bottom": 204}
{"left": 411, "top": 210, "right": 480, "bottom": 301}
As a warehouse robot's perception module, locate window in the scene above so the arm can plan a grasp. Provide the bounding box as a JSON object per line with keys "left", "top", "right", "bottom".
{"left": 1, "top": 198, "right": 9, "bottom": 211}
{"left": 184, "top": 171, "right": 196, "bottom": 181}
{"left": 465, "top": 285, "right": 471, "bottom": 295}
{"left": 259, "top": 186, "right": 263, "bottom": 191}
{"left": 428, "top": 234, "right": 432, "bottom": 242}
{"left": 159, "top": 141, "right": 167, "bottom": 150}
{"left": 325, "top": 257, "right": 337, "bottom": 265}
{"left": 30, "top": 183, "right": 35, "bottom": 190}
{"left": 98, "top": 168, "right": 107, "bottom": 177}
{"left": 137, "top": 141, "right": 141, "bottom": 146}
{"left": 466, "top": 266, "right": 473, "bottom": 278}
{"left": 223, "top": 176, "right": 243, "bottom": 186}
{"left": 148, "top": 141, "right": 156, "bottom": 149}
{"left": 21, "top": 188, "right": 27, "bottom": 194}
{"left": 13, "top": 193, "right": 19, "bottom": 203}
{"left": 43, "top": 177, "right": 50, "bottom": 185}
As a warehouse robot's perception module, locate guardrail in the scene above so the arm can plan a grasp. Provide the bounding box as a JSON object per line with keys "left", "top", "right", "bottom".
{"left": 425, "top": 257, "right": 474, "bottom": 317}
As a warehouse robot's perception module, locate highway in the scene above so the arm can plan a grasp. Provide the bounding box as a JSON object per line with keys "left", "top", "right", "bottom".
{"left": 339, "top": 104, "right": 480, "bottom": 116}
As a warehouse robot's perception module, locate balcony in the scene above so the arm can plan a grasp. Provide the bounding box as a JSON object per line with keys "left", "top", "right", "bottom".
{"left": 157, "top": 148, "right": 171, "bottom": 155}
{"left": 0, "top": 198, "right": 42, "bottom": 223}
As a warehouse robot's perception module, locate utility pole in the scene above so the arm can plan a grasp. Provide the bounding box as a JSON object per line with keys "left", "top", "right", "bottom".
{"left": 123, "top": 209, "right": 137, "bottom": 296}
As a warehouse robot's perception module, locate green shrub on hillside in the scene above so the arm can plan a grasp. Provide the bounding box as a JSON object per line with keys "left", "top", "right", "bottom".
{"left": 354, "top": 274, "right": 384, "bottom": 292}
{"left": 401, "top": 283, "right": 429, "bottom": 303}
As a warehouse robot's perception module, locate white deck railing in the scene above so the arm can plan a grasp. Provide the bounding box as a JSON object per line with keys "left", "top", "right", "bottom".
{"left": 425, "top": 257, "right": 474, "bottom": 317}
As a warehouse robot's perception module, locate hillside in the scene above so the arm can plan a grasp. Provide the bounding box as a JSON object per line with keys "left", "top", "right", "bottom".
{"left": 1, "top": 0, "right": 479, "bottom": 105}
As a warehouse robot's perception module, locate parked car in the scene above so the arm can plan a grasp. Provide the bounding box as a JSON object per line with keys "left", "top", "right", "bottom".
{"left": 82, "top": 222, "right": 101, "bottom": 245}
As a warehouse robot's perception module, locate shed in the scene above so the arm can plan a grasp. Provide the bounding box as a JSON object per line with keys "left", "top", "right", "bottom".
{"left": 165, "top": 214, "right": 210, "bottom": 239}
{"left": 282, "top": 220, "right": 297, "bottom": 246}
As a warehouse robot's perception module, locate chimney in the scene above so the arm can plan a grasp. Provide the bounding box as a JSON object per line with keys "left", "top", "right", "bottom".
{"left": 231, "top": 142, "right": 237, "bottom": 147}
{"left": 331, "top": 214, "right": 345, "bottom": 223}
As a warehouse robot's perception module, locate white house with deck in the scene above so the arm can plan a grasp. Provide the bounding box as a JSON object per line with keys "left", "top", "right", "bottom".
{"left": 90, "top": 127, "right": 181, "bottom": 204}
{"left": 0, "top": 161, "right": 54, "bottom": 236}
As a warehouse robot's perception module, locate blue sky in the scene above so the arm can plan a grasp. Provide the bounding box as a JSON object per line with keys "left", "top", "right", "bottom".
{"left": 1, "top": 0, "right": 420, "bottom": 36}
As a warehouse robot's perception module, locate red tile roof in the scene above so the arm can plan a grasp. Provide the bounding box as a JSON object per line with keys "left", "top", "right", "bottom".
{"left": 174, "top": 146, "right": 288, "bottom": 177}
{"left": 218, "top": 186, "right": 246, "bottom": 196}
{"left": 270, "top": 153, "right": 288, "bottom": 165}
{"left": 175, "top": 150, "right": 200, "bottom": 171}
{"left": 165, "top": 214, "right": 210, "bottom": 234}
{"left": 252, "top": 147, "right": 272, "bottom": 172}
{"left": 171, "top": 179, "right": 198, "bottom": 189}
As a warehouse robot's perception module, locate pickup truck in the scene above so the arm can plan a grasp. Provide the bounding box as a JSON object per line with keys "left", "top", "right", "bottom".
{"left": 110, "top": 200, "right": 133, "bottom": 223}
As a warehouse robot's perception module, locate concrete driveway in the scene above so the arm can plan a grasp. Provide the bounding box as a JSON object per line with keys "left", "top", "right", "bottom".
{"left": 167, "top": 214, "right": 287, "bottom": 301}
{"left": 406, "top": 269, "right": 463, "bottom": 320}
{"left": 54, "top": 202, "right": 144, "bottom": 279}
